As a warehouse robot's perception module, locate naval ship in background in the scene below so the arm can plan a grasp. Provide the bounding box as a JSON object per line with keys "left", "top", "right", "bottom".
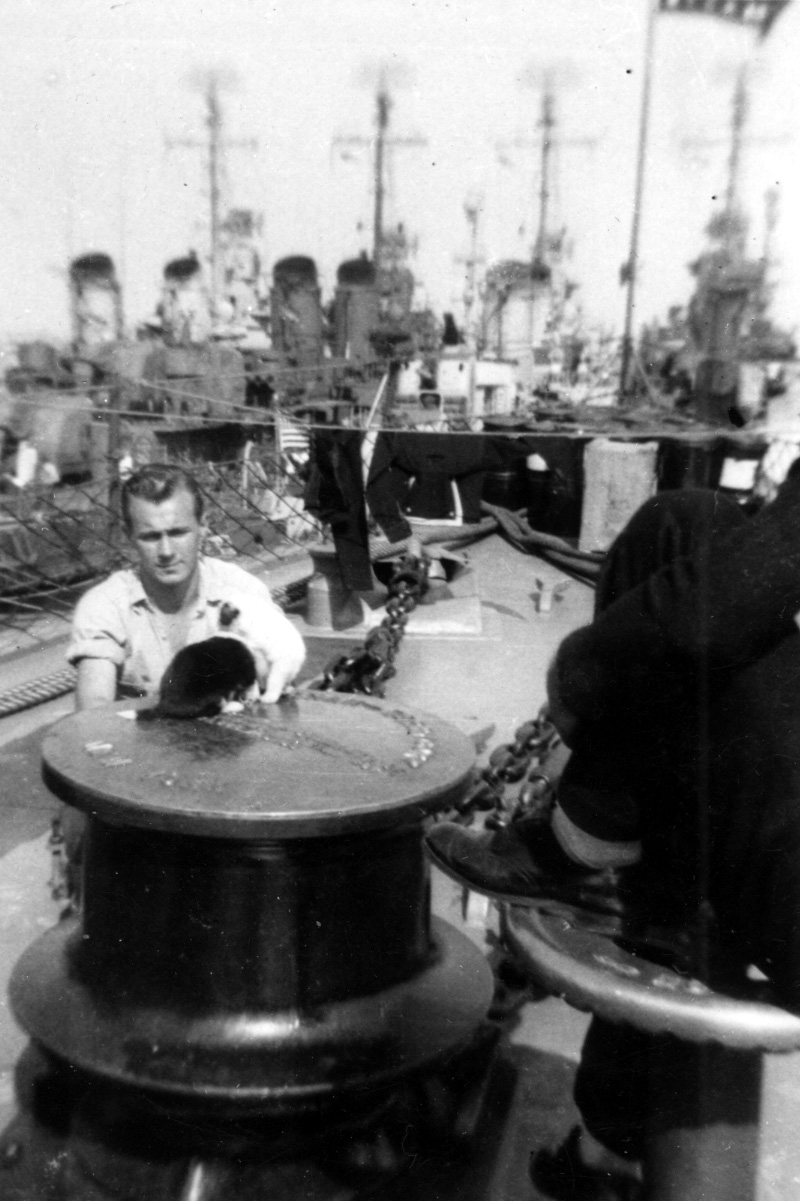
{"left": 0, "top": 50, "right": 795, "bottom": 607}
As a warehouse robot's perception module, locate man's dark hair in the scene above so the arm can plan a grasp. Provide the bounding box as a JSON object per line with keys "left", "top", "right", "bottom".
{"left": 121, "top": 465, "right": 205, "bottom": 531}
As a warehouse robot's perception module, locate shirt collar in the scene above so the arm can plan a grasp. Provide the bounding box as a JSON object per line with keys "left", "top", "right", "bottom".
{"left": 128, "top": 559, "right": 210, "bottom": 618}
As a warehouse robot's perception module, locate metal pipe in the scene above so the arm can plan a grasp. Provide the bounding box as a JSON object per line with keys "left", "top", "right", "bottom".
{"left": 619, "top": 0, "right": 659, "bottom": 403}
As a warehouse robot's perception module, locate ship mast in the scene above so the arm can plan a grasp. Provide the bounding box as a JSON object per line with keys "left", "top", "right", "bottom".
{"left": 373, "top": 83, "right": 390, "bottom": 279}
{"left": 520, "top": 64, "right": 592, "bottom": 270}
{"left": 619, "top": 0, "right": 659, "bottom": 402}
{"left": 462, "top": 197, "right": 482, "bottom": 411}
{"left": 723, "top": 65, "right": 748, "bottom": 256}
{"left": 334, "top": 65, "right": 425, "bottom": 288}
{"left": 762, "top": 184, "right": 779, "bottom": 266}
{"left": 207, "top": 77, "right": 223, "bottom": 320}
{"left": 462, "top": 197, "right": 481, "bottom": 346}
{"left": 533, "top": 86, "right": 556, "bottom": 269}
{"left": 168, "top": 68, "right": 256, "bottom": 323}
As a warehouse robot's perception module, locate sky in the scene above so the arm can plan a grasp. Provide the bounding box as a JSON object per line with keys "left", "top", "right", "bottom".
{"left": 1, "top": 0, "right": 800, "bottom": 345}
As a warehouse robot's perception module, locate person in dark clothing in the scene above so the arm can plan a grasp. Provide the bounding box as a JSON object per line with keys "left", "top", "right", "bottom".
{"left": 366, "top": 431, "right": 525, "bottom": 541}
{"left": 304, "top": 428, "right": 374, "bottom": 591}
{"left": 426, "top": 476, "right": 800, "bottom": 1195}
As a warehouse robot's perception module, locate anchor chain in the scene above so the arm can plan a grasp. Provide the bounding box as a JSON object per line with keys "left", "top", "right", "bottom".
{"left": 316, "top": 551, "right": 430, "bottom": 697}
{"left": 440, "top": 711, "right": 564, "bottom": 828}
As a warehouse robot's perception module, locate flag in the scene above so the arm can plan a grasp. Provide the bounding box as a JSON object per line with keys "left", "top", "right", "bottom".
{"left": 659, "top": 0, "right": 790, "bottom": 37}
{"left": 275, "top": 411, "right": 311, "bottom": 474}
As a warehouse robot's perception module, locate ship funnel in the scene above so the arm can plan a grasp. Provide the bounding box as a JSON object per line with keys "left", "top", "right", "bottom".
{"left": 333, "top": 256, "right": 379, "bottom": 361}
{"left": 270, "top": 255, "right": 323, "bottom": 367}
{"left": 160, "top": 252, "right": 211, "bottom": 345}
{"left": 69, "top": 252, "right": 123, "bottom": 354}
{"left": 336, "top": 257, "right": 376, "bottom": 287}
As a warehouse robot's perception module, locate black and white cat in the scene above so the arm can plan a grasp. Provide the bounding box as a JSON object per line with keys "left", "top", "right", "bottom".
{"left": 139, "top": 604, "right": 260, "bottom": 722}
{"left": 152, "top": 636, "right": 258, "bottom": 718}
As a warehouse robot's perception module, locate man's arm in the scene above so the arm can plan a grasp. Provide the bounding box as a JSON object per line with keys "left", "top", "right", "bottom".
{"left": 75, "top": 658, "right": 118, "bottom": 710}
{"left": 67, "top": 576, "right": 130, "bottom": 709}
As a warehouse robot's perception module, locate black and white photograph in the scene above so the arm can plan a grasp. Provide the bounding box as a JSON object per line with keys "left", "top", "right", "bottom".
{"left": 1, "top": 2, "right": 800, "bottom": 1197}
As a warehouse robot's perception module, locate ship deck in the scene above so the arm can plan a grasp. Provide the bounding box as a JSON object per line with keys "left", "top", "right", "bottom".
{"left": 0, "top": 529, "right": 596, "bottom": 1198}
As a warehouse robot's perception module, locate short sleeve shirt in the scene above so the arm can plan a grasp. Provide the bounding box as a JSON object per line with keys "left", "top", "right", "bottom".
{"left": 67, "top": 558, "right": 305, "bottom": 696}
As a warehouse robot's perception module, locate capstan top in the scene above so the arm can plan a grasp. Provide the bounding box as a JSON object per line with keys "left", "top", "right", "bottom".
{"left": 42, "top": 692, "right": 474, "bottom": 838}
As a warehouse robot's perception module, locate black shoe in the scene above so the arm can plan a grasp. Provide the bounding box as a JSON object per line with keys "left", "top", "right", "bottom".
{"left": 424, "top": 816, "right": 628, "bottom": 920}
{"left": 531, "top": 1128, "right": 641, "bottom": 1201}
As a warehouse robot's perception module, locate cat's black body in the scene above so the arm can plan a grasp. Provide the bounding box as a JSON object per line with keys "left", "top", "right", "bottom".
{"left": 139, "top": 636, "right": 258, "bottom": 720}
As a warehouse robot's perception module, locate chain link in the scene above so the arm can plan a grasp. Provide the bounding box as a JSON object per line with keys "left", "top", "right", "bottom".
{"left": 316, "top": 552, "right": 429, "bottom": 697}
{"left": 441, "top": 711, "right": 563, "bottom": 828}
{"left": 314, "top": 551, "right": 565, "bottom": 823}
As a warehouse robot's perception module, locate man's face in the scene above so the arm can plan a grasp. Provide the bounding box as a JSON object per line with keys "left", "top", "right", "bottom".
{"left": 127, "top": 488, "right": 204, "bottom": 594}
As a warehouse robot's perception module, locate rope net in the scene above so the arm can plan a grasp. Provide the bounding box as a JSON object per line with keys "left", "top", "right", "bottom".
{"left": 0, "top": 432, "right": 323, "bottom": 640}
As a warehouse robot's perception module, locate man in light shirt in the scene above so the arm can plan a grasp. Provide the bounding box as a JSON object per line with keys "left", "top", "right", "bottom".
{"left": 68, "top": 463, "right": 305, "bottom": 709}
{"left": 60, "top": 464, "right": 305, "bottom": 900}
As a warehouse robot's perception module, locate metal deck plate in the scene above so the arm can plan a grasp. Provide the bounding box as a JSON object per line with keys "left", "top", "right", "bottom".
{"left": 504, "top": 906, "right": 800, "bottom": 1052}
{"left": 41, "top": 692, "right": 475, "bottom": 838}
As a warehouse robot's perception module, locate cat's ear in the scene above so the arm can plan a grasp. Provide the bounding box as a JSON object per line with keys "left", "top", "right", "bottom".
{"left": 218, "top": 603, "right": 240, "bottom": 629}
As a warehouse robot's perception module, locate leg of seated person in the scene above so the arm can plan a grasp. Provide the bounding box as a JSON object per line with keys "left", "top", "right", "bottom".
{"left": 593, "top": 487, "right": 747, "bottom": 616}
{"left": 551, "top": 719, "right": 642, "bottom": 868}
{"left": 574, "top": 1018, "right": 647, "bottom": 1163}
{"left": 425, "top": 490, "right": 748, "bottom": 902}
{"left": 539, "top": 493, "right": 752, "bottom": 1198}
{"left": 532, "top": 1017, "right": 646, "bottom": 1198}
{"left": 553, "top": 488, "right": 748, "bottom": 860}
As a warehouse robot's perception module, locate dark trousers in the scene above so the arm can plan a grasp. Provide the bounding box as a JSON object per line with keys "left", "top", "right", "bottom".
{"left": 568, "top": 489, "right": 747, "bottom": 1158}
{"left": 558, "top": 489, "right": 745, "bottom": 843}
